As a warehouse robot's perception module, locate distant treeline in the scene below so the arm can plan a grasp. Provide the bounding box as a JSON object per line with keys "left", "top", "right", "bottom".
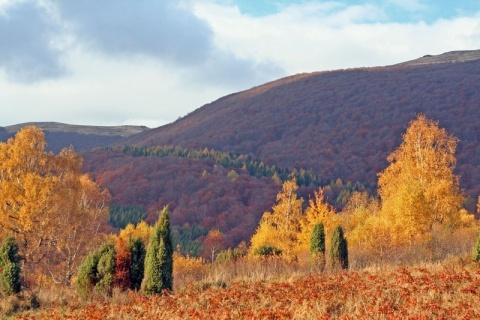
{"left": 121, "top": 145, "right": 322, "bottom": 186}
{"left": 109, "top": 203, "right": 148, "bottom": 229}
{"left": 99, "top": 145, "right": 375, "bottom": 252}
{"left": 116, "top": 145, "right": 374, "bottom": 202}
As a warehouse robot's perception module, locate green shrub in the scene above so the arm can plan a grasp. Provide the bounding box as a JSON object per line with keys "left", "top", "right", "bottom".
{"left": 254, "top": 245, "right": 282, "bottom": 257}
{"left": 0, "top": 237, "right": 22, "bottom": 296}
{"left": 214, "top": 248, "right": 245, "bottom": 264}
{"left": 76, "top": 243, "right": 116, "bottom": 298}
{"left": 142, "top": 207, "right": 173, "bottom": 295}
{"left": 129, "top": 238, "right": 146, "bottom": 290}
{"left": 310, "top": 222, "right": 326, "bottom": 256}
{"left": 329, "top": 225, "right": 348, "bottom": 270}
{"left": 95, "top": 244, "right": 116, "bottom": 296}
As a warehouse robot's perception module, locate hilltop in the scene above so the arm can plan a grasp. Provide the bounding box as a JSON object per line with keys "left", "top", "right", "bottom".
{"left": 118, "top": 50, "right": 480, "bottom": 195}
{"left": 79, "top": 50, "right": 480, "bottom": 246}
{"left": 0, "top": 122, "right": 149, "bottom": 153}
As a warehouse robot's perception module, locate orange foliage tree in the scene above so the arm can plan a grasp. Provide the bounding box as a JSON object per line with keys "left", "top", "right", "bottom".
{"left": 201, "top": 229, "right": 226, "bottom": 262}
{"left": 114, "top": 237, "right": 132, "bottom": 290}
{"left": 298, "top": 188, "right": 339, "bottom": 251}
{"left": 118, "top": 221, "right": 153, "bottom": 246}
{"left": 249, "top": 179, "right": 303, "bottom": 259}
{"left": 0, "top": 126, "right": 110, "bottom": 285}
{"left": 377, "top": 115, "right": 465, "bottom": 246}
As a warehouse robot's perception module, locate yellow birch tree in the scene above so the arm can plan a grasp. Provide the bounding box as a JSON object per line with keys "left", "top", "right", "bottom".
{"left": 249, "top": 179, "right": 303, "bottom": 259}
{"left": 377, "top": 114, "right": 464, "bottom": 246}
{"left": 0, "top": 126, "right": 110, "bottom": 285}
{"left": 298, "top": 188, "right": 339, "bottom": 251}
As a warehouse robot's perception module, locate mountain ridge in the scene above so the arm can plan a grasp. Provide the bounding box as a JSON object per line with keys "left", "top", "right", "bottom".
{"left": 117, "top": 51, "right": 480, "bottom": 198}
{"left": 396, "top": 49, "right": 480, "bottom": 66}
{"left": 0, "top": 122, "right": 150, "bottom": 153}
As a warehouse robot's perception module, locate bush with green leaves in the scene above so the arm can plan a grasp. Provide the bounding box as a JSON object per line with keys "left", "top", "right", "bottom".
{"left": 76, "top": 243, "right": 116, "bottom": 298}
{"left": 310, "top": 222, "right": 326, "bottom": 256}
{"left": 329, "top": 225, "right": 348, "bottom": 270}
{"left": 0, "top": 237, "right": 22, "bottom": 296}
{"left": 129, "top": 237, "right": 146, "bottom": 290}
{"left": 142, "top": 207, "right": 173, "bottom": 294}
{"left": 310, "top": 222, "right": 326, "bottom": 271}
{"left": 253, "top": 245, "right": 282, "bottom": 257}
{"left": 214, "top": 247, "right": 246, "bottom": 264}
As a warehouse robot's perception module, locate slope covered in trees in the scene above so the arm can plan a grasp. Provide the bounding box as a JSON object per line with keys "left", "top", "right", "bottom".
{"left": 83, "top": 146, "right": 368, "bottom": 248}
{"left": 121, "top": 52, "right": 480, "bottom": 198}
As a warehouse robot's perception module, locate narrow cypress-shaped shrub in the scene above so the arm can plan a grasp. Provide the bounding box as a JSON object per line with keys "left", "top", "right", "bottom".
{"left": 0, "top": 237, "right": 22, "bottom": 296}
{"left": 129, "top": 238, "right": 146, "bottom": 291}
{"left": 473, "top": 233, "right": 480, "bottom": 262}
{"left": 95, "top": 244, "right": 116, "bottom": 296}
{"left": 310, "top": 222, "right": 326, "bottom": 256}
{"left": 158, "top": 208, "right": 173, "bottom": 291}
{"left": 310, "top": 222, "right": 326, "bottom": 271}
{"left": 76, "top": 250, "right": 100, "bottom": 299}
{"left": 142, "top": 207, "right": 173, "bottom": 294}
{"left": 329, "top": 225, "right": 348, "bottom": 270}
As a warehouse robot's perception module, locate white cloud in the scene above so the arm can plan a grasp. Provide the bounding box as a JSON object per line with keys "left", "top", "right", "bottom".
{"left": 192, "top": 1, "right": 480, "bottom": 74}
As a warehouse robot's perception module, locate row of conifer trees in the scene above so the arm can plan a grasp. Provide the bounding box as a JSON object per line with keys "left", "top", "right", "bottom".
{"left": 76, "top": 207, "right": 173, "bottom": 298}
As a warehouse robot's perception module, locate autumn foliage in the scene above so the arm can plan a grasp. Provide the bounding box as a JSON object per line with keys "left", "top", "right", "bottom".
{"left": 377, "top": 114, "right": 464, "bottom": 246}
{"left": 0, "top": 127, "right": 110, "bottom": 286}
{"left": 15, "top": 260, "right": 480, "bottom": 319}
{"left": 249, "top": 179, "right": 303, "bottom": 259}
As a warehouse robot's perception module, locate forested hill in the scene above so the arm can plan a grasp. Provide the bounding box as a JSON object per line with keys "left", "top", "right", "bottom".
{"left": 0, "top": 122, "right": 149, "bottom": 153}
{"left": 120, "top": 50, "right": 480, "bottom": 197}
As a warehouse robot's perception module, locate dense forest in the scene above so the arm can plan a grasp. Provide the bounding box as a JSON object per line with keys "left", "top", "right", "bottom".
{"left": 121, "top": 58, "right": 480, "bottom": 198}
{"left": 3, "top": 51, "right": 480, "bottom": 253}
{"left": 84, "top": 146, "right": 369, "bottom": 247}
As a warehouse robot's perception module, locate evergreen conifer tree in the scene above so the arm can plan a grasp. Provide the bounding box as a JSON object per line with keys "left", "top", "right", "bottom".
{"left": 76, "top": 250, "right": 99, "bottom": 299}
{"left": 76, "top": 243, "right": 116, "bottom": 298}
{"left": 329, "top": 225, "right": 348, "bottom": 270}
{"left": 0, "top": 237, "right": 22, "bottom": 295}
{"left": 310, "top": 222, "right": 326, "bottom": 256}
{"left": 142, "top": 207, "right": 173, "bottom": 294}
{"left": 310, "top": 222, "right": 326, "bottom": 271}
{"left": 129, "top": 237, "right": 146, "bottom": 290}
{"left": 95, "top": 244, "right": 116, "bottom": 296}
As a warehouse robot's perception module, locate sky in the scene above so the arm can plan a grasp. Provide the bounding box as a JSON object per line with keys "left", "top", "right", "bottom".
{"left": 0, "top": 0, "right": 479, "bottom": 128}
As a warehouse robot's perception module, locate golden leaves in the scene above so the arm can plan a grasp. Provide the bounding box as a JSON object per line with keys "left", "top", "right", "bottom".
{"left": 0, "top": 126, "right": 110, "bottom": 285}
{"left": 378, "top": 114, "right": 464, "bottom": 246}
{"left": 249, "top": 179, "right": 303, "bottom": 259}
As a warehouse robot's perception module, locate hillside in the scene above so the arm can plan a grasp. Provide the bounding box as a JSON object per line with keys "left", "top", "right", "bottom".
{"left": 120, "top": 50, "right": 480, "bottom": 197}
{"left": 0, "top": 122, "right": 149, "bottom": 153}
{"left": 76, "top": 50, "right": 480, "bottom": 249}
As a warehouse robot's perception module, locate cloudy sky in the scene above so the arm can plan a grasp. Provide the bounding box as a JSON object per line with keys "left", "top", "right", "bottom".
{"left": 0, "top": 0, "right": 479, "bottom": 128}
